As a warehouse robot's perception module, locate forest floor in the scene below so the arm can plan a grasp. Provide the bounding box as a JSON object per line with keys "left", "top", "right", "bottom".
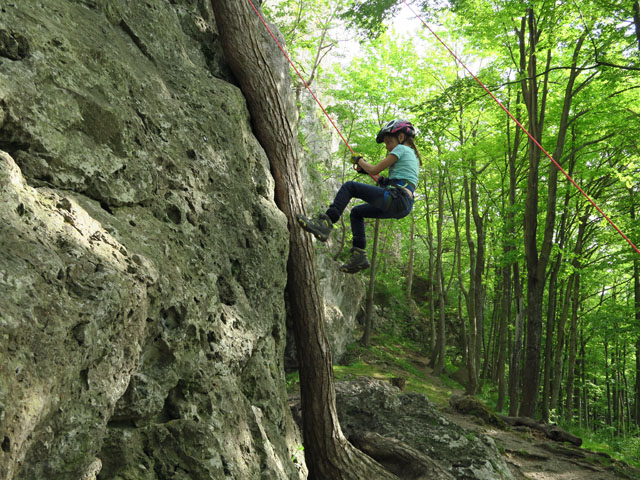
{"left": 305, "top": 334, "right": 640, "bottom": 480}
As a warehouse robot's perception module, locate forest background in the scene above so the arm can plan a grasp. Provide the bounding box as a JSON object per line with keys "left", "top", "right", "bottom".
{"left": 263, "top": 0, "right": 640, "bottom": 466}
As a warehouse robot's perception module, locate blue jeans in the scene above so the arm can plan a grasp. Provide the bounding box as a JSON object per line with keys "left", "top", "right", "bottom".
{"left": 326, "top": 181, "right": 414, "bottom": 249}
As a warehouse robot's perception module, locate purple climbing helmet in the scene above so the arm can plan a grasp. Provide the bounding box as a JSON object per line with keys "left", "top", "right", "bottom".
{"left": 376, "top": 119, "right": 416, "bottom": 143}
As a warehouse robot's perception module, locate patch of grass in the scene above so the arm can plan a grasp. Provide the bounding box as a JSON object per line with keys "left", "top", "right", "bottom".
{"left": 287, "top": 333, "right": 464, "bottom": 406}
{"left": 289, "top": 335, "right": 459, "bottom": 404}
{"left": 286, "top": 371, "right": 300, "bottom": 394}
{"left": 572, "top": 427, "right": 640, "bottom": 470}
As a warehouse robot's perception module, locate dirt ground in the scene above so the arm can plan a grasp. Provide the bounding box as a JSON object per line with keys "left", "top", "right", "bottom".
{"left": 406, "top": 355, "right": 639, "bottom": 480}
{"left": 444, "top": 409, "right": 638, "bottom": 480}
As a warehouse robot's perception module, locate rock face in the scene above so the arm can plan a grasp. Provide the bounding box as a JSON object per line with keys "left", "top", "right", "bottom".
{"left": 0, "top": 1, "right": 305, "bottom": 479}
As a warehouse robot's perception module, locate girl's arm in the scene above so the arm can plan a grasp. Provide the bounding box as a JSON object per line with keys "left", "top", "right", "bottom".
{"left": 357, "top": 153, "right": 398, "bottom": 176}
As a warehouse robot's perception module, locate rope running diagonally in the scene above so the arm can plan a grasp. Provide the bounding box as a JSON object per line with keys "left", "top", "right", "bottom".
{"left": 400, "top": 0, "right": 640, "bottom": 256}
{"left": 245, "top": 0, "right": 380, "bottom": 183}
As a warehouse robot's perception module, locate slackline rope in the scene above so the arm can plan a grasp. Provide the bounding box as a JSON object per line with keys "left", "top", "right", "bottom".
{"left": 245, "top": 0, "right": 380, "bottom": 183}
{"left": 400, "top": 0, "right": 640, "bottom": 256}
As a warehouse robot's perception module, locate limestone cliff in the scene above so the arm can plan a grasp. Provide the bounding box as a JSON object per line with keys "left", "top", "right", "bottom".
{"left": 0, "top": 1, "right": 306, "bottom": 478}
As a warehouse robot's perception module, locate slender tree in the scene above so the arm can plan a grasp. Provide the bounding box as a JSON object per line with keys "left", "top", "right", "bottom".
{"left": 431, "top": 168, "right": 447, "bottom": 376}
{"left": 633, "top": 198, "right": 640, "bottom": 425}
{"left": 211, "top": 2, "right": 397, "bottom": 478}
{"left": 518, "top": 5, "right": 588, "bottom": 417}
{"left": 361, "top": 219, "right": 382, "bottom": 346}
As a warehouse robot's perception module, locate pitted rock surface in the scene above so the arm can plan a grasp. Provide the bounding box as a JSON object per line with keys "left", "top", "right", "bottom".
{"left": 0, "top": 1, "right": 304, "bottom": 479}
{"left": 322, "top": 377, "right": 514, "bottom": 480}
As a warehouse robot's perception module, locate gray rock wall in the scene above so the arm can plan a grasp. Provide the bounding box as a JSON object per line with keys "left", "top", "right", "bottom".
{"left": 0, "top": 1, "right": 305, "bottom": 479}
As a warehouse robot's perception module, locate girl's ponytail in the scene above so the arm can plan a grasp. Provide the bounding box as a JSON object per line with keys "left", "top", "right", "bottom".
{"left": 405, "top": 137, "right": 422, "bottom": 166}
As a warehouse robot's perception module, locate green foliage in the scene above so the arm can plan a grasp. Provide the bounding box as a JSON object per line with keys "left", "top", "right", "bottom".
{"left": 339, "top": 0, "right": 401, "bottom": 39}
{"left": 268, "top": 0, "right": 640, "bottom": 466}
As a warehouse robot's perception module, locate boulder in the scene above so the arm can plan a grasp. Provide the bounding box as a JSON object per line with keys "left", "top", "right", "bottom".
{"left": 291, "top": 377, "right": 515, "bottom": 480}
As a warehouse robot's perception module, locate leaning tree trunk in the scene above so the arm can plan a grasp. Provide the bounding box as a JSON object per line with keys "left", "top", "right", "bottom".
{"left": 211, "top": 2, "right": 397, "bottom": 478}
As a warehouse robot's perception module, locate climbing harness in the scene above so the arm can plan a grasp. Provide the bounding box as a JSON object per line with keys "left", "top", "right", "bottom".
{"left": 399, "top": 0, "right": 640, "bottom": 256}
{"left": 245, "top": 0, "right": 380, "bottom": 184}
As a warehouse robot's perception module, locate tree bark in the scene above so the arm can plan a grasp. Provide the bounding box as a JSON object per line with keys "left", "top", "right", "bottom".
{"left": 406, "top": 214, "right": 415, "bottom": 304}
{"left": 470, "top": 155, "right": 485, "bottom": 392}
{"left": 448, "top": 177, "right": 470, "bottom": 386}
{"left": 499, "top": 416, "right": 583, "bottom": 446}
{"left": 564, "top": 272, "right": 581, "bottom": 422}
{"left": 631, "top": 198, "right": 640, "bottom": 426}
{"left": 518, "top": 9, "right": 548, "bottom": 418}
{"left": 505, "top": 86, "right": 524, "bottom": 417}
{"left": 431, "top": 170, "right": 446, "bottom": 376}
{"left": 541, "top": 253, "right": 560, "bottom": 422}
{"left": 497, "top": 261, "right": 510, "bottom": 412}
{"left": 361, "top": 219, "right": 381, "bottom": 346}
{"left": 350, "top": 432, "right": 455, "bottom": 480}
{"left": 550, "top": 274, "right": 573, "bottom": 410}
{"left": 423, "top": 179, "right": 437, "bottom": 355}
{"left": 463, "top": 176, "right": 478, "bottom": 393}
{"left": 518, "top": 7, "right": 585, "bottom": 417}
{"left": 211, "top": 2, "right": 397, "bottom": 478}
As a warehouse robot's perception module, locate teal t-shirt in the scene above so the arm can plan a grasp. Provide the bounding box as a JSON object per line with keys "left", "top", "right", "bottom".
{"left": 389, "top": 144, "right": 419, "bottom": 188}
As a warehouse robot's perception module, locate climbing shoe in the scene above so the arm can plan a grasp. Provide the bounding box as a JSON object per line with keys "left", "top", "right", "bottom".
{"left": 340, "top": 247, "right": 370, "bottom": 273}
{"left": 295, "top": 213, "right": 333, "bottom": 242}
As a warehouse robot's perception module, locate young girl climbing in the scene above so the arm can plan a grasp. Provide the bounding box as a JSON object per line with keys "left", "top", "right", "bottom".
{"left": 296, "top": 119, "right": 421, "bottom": 273}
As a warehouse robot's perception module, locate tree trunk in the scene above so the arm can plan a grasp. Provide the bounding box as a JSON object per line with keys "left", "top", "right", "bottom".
{"left": 580, "top": 332, "right": 588, "bottom": 429}
{"left": 632, "top": 198, "right": 640, "bottom": 425}
{"left": 518, "top": 9, "right": 549, "bottom": 418}
{"left": 550, "top": 274, "right": 573, "bottom": 410}
{"left": 406, "top": 213, "right": 415, "bottom": 304}
{"left": 497, "top": 262, "right": 510, "bottom": 412}
{"left": 506, "top": 85, "right": 524, "bottom": 417}
{"left": 499, "top": 416, "right": 583, "bottom": 446}
{"left": 463, "top": 176, "right": 478, "bottom": 393}
{"left": 470, "top": 156, "right": 485, "bottom": 391}
{"left": 509, "top": 265, "right": 525, "bottom": 416}
{"left": 547, "top": 149, "right": 577, "bottom": 413}
{"left": 350, "top": 432, "right": 455, "bottom": 480}
{"left": 432, "top": 171, "right": 446, "bottom": 376}
{"left": 211, "top": 2, "right": 397, "bottom": 478}
{"left": 361, "top": 219, "right": 381, "bottom": 346}
{"left": 448, "top": 177, "right": 470, "bottom": 387}
{"left": 518, "top": 8, "right": 585, "bottom": 417}
{"left": 564, "top": 273, "right": 580, "bottom": 422}
{"left": 541, "top": 253, "right": 560, "bottom": 422}
{"left": 424, "top": 181, "right": 437, "bottom": 355}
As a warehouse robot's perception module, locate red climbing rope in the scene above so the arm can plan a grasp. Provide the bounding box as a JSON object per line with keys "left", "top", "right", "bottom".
{"left": 400, "top": 0, "right": 640, "bottom": 256}
{"left": 245, "top": 0, "right": 380, "bottom": 183}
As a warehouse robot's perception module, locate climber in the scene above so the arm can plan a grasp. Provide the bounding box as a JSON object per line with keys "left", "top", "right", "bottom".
{"left": 296, "top": 119, "right": 421, "bottom": 273}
